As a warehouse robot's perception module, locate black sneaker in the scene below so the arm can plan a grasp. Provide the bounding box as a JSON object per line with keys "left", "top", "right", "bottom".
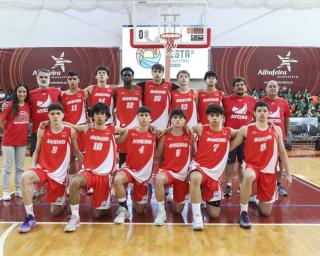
{"left": 224, "top": 184, "right": 232, "bottom": 197}
{"left": 239, "top": 211, "right": 251, "bottom": 229}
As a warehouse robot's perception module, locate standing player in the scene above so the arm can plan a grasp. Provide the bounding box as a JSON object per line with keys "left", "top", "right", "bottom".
{"left": 189, "top": 105, "right": 236, "bottom": 230}
{"left": 115, "top": 67, "right": 142, "bottom": 167}
{"left": 260, "top": 80, "right": 291, "bottom": 196}
{"left": 84, "top": 65, "right": 115, "bottom": 124}
{"left": 60, "top": 71, "right": 88, "bottom": 155}
{"left": 230, "top": 101, "right": 292, "bottom": 229}
{"left": 64, "top": 103, "right": 127, "bottom": 232}
{"left": 171, "top": 70, "right": 198, "bottom": 126}
{"left": 223, "top": 77, "right": 256, "bottom": 197}
{"left": 137, "top": 64, "right": 178, "bottom": 129}
{"left": 154, "top": 108, "right": 193, "bottom": 225}
{"left": 18, "top": 103, "right": 80, "bottom": 233}
{"left": 113, "top": 106, "right": 156, "bottom": 224}
{"left": 198, "top": 71, "right": 224, "bottom": 125}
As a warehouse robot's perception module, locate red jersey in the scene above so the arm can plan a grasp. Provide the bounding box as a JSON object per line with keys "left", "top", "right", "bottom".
{"left": 198, "top": 90, "right": 223, "bottom": 125}
{"left": 122, "top": 129, "right": 156, "bottom": 182}
{"left": 171, "top": 89, "right": 197, "bottom": 126}
{"left": 191, "top": 126, "right": 231, "bottom": 180}
{"left": 160, "top": 131, "right": 192, "bottom": 181}
{"left": 61, "top": 90, "right": 87, "bottom": 125}
{"left": 29, "top": 87, "right": 61, "bottom": 132}
{"left": 89, "top": 84, "right": 115, "bottom": 124}
{"left": 82, "top": 126, "right": 116, "bottom": 175}
{"left": 37, "top": 125, "right": 72, "bottom": 184}
{"left": 223, "top": 94, "right": 256, "bottom": 129}
{"left": 115, "top": 86, "right": 142, "bottom": 128}
{"left": 244, "top": 124, "right": 279, "bottom": 174}
{"left": 0, "top": 102, "right": 30, "bottom": 146}
{"left": 143, "top": 80, "right": 172, "bottom": 129}
{"left": 260, "top": 97, "right": 291, "bottom": 140}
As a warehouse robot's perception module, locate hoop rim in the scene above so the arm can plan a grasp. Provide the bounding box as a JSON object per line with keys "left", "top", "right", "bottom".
{"left": 160, "top": 32, "right": 182, "bottom": 41}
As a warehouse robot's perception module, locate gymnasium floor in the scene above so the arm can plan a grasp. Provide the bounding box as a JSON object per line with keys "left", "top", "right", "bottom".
{"left": 1, "top": 147, "right": 320, "bottom": 255}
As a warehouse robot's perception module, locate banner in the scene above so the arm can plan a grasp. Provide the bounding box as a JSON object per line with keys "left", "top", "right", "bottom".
{"left": 0, "top": 47, "right": 120, "bottom": 91}
{"left": 211, "top": 47, "right": 320, "bottom": 95}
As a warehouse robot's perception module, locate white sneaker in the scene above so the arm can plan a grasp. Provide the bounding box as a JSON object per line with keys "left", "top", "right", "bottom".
{"left": 114, "top": 206, "right": 129, "bottom": 224}
{"left": 64, "top": 215, "right": 80, "bottom": 232}
{"left": 15, "top": 190, "right": 22, "bottom": 198}
{"left": 2, "top": 191, "right": 11, "bottom": 201}
{"left": 192, "top": 214, "right": 204, "bottom": 230}
{"left": 154, "top": 211, "right": 166, "bottom": 226}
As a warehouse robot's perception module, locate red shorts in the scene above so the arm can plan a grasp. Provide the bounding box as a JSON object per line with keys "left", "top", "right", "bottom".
{"left": 158, "top": 169, "right": 189, "bottom": 203}
{"left": 119, "top": 168, "right": 148, "bottom": 204}
{"left": 32, "top": 168, "right": 66, "bottom": 204}
{"left": 244, "top": 163, "right": 277, "bottom": 203}
{"left": 188, "top": 168, "right": 222, "bottom": 202}
{"left": 77, "top": 131, "right": 86, "bottom": 153}
{"left": 80, "top": 170, "right": 111, "bottom": 209}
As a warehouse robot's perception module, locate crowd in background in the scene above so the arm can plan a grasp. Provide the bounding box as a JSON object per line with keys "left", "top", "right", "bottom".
{"left": 249, "top": 87, "right": 320, "bottom": 118}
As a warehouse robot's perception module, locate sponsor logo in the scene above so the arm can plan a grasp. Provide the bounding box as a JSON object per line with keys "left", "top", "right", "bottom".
{"left": 277, "top": 51, "right": 298, "bottom": 72}
{"left": 269, "top": 106, "right": 281, "bottom": 118}
{"left": 36, "top": 95, "right": 52, "bottom": 108}
{"left": 232, "top": 104, "right": 247, "bottom": 115}
{"left": 51, "top": 52, "right": 72, "bottom": 72}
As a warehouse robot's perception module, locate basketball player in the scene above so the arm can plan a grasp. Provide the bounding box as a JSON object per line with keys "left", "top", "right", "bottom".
{"left": 230, "top": 101, "right": 292, "bottom": 229}
{"left": 137, "top": 63, "right": 178, "bottom": 129}
{"left": 60, "top": 71, "right": 88, "bottom": 173}
{"left": 113, "top": 106, "right": 156, "bottom": 224}
{"left": 64, "top": 103, "right": 127, "bottom": 232}
{"left": 171, "top": 70, "right": 198, "bottom": 126}
{"left": 154, "top": 108, "right": 193, "bottom": 225}
{"left": 116, "top": 67, "right": 142, "bottom": 167}
{"left": 18, "top": 103, "right": 80, "bottom": 233}
{"left": 198, "top": 71, "right": 224, "bottom": 125}
{"left": 84, "top": 65, "right": 115, "bottom": 124}
{"left": 189, "top": 105, "right": 237, "bottom": 230}
{"left": 260, "top": 80, "right": 291, "bottom": 196}
{"left": 223, "top": 77, "right": 256, "bottom": 197}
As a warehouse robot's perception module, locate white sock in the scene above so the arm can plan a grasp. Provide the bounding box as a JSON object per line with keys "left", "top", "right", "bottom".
{"left": 70, "top": 204, "right": 80, "bottom": 218}
{"left": 226, "top": 183, "right": 232, "bottom": 186}
{"left": 25, "top": 204, "right": 34, "bottom": 217}
{"left": 240, "top": 203, "right": 248, "bottom": 214}
{"left": 157, "top": 201, "right": 165, "bottom": 213}
{"left": 118, "top": 197, "right": 126, "bottom": 203}
{"left": 192, "top": 203, "right": 202, "bottom": 217}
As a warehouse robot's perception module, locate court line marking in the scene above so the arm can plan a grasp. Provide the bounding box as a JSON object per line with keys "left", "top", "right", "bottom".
{"left": 0, "top": 223, "right": 18, "bottom": 256}
{"left": 1, "top": 222, "right": 320, "bottom": 227}
{"left": 292, "top": 173, "right": 320, "bottom": 192}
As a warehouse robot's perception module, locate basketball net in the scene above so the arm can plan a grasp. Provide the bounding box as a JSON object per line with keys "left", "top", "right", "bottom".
{"left": 160, "top": 32, "right": 182, "bottom": 55}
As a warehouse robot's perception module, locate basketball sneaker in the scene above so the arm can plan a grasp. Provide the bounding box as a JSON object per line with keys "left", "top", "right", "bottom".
{"left": 278, "top": 184, "right": 288, "bottom": 197}
{"left": 114, "top": 206, "right": 129, "bottom": 224}
{"left": 64, "top": 215, "right": 80, "bottom": 232}
{"left": 15, "top": 190, "right": 23, "bottom": 198}
{"left": 2, "top": 191, "right": 11, "bottom": 201}
{"left": 19, "top": 214, "right": 36, "bottom": 233}
{"left": 192, "top": 214, "right": 204, "bottom": 230}
{"left": 239, "top": 211, "right": 251, "bottom": 229}
{"left": 154, "top": 210, "right": 166, "bottom": 226}
{"left": 224, "top": 184, "right": 232, "bottom": 197}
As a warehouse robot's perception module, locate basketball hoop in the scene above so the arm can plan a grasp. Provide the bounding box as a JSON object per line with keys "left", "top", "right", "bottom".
{"left": 160, "top": 32, "right": 182, "bottom": 55}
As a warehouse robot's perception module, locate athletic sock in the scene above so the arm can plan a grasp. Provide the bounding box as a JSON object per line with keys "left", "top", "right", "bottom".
{"left": 70, "top": 204, "right": 80, "bottom": 218}
{"left": 226, "top": 182, "right": 232, "bottom": 186}
{"left": 25, "top": 204, "right": 34, "bottom": 217}
{"left": 240, "top": 203, "right": 248, "bottom": 214}
{"left": 118, "top": 197, "right": 128, "bottom": 210}
{"left": 157, "top": 201, "right": 165, "bottom": 213}
{"left": 192, "top": 203, "right": 202, "bottom": 218}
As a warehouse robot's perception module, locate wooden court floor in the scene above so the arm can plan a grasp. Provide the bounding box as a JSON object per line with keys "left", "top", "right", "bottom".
{"left": 1, "top": 148, "right": 320, "bottom": 256}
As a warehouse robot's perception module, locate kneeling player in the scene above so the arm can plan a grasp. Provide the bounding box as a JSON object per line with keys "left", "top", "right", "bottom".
{"left": 154, "top": 108, "right": 193, "bottom": 225}
{"left": 113, "top": 106, "right": 156, "bottom": 224}
{"left": 64, "top": 103, "right": 127, "bottom": 232}
{"left": 189, "top": 105, "right": 236, "bottom": 230}
{"left": 230, "top": 101, "right": 292, "bottom": 229}
{"left": 19, "top": 103, "right": 80, "bottom": 233}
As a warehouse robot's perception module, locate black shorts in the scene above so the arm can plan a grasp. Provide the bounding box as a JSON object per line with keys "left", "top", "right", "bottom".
{"left": 227, "top": 142, "right": 244, "bottom": 164}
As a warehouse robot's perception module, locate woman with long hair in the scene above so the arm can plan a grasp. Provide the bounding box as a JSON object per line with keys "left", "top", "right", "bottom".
{"left": 0, "top": 84, "right": 30, "bottom": 200}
